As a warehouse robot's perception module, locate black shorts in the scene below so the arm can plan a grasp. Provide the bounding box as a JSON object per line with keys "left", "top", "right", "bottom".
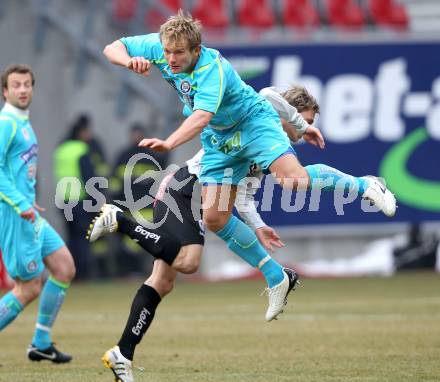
{"left": 153, "top": 166, "right": 204, "bottom": 247}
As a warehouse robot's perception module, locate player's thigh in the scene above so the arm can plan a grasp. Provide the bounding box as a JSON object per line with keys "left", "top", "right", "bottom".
{"left": 0, "top": 204, "right": 45, "bottom": 281}
{"left": 269, "top": 152, "right": 309, "bottom": 184}
{"left": 202, "top": 184, "right": 237, "bottom": 230}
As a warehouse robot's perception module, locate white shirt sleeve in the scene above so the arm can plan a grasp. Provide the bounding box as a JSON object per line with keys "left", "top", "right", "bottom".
{"left": 259, "top": 87, "right": 310, "bottom": 134}
{"left": 234, "top": 171, "right": 266, "bottom": 231}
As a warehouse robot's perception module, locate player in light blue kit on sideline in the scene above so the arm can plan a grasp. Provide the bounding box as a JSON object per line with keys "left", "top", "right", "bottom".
{"left": 103, "top": 10, "right": 396, "bottom": 324}
{"left": 0, "top": 64, "right": 75, "bottom": 363}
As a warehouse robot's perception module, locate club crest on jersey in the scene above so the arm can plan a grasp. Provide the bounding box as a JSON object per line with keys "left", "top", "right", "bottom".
{"left": 27, "top": 261, "right": 37, "bottom": 273}
{"left": 180, "top": 80, "right": 191, "bottom": 94}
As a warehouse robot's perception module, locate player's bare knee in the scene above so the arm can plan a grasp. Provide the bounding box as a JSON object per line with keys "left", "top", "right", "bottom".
{"left": 179, "top": 257, "right": 200, "bottom": 274}
{"left": 277, "top": 169, "right": 309, "bottom": 190}
{"left": 203, "top": 214, "right": 228, "bottom": 232}
{"left": 51, "top": 261, "right": 75, "bottom": 284}
{"left": 45, "top": 247, "right": 76, "bottom": 283}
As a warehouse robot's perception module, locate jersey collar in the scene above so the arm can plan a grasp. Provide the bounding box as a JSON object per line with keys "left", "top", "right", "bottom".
{"left": 2, "top": 102, "right": 30, "bottom": 119}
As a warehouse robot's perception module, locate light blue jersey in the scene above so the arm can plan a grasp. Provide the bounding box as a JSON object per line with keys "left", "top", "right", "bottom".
{"left": 0, "top": 104, "right": 37, "bottom": 213}
{"left": 0, "top": 103, "right": 64, "bottom": 280}
{"left": 121, "top": 33, "right": 291, "bottom": 184}
{"left": 121, "top": 33, "right": 268, "bottom": 129}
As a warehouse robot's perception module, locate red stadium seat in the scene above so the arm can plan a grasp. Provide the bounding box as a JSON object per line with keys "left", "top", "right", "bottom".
{"left": 326, "top": 0, "right": 365, "bottom": 28}
{"left": 145, "top": 0, "right": 183, "bottom": 29}
{"left": 112, "top": 0, "right": 138, "bottom": 22}
{"left": 282, "top": 0, "right": 320, "bottom": 27}
{"left": 192, "top": 0, "right": 229, "bottom": 28}
{"left": 367, "top": 0, "right": 408, "bottom": 29}
{"left": 237, "top": 0, "right": 275, "bottom": 28}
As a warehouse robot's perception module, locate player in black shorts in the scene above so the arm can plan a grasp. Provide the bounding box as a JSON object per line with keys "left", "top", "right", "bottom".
{"left": 87, "top": 162, "right": 296, "bottom": 382}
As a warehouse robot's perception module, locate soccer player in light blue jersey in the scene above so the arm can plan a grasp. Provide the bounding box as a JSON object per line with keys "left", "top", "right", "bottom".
{"left": 0, "top": 64, "right": 75, "bottom": 363}
{"left": 103, "top": 10, "right": 396, "bottom": 327}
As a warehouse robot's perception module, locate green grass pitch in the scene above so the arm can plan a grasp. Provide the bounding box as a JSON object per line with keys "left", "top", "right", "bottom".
{"left": 0, "top": 272, "right": 439, "bottom": 381}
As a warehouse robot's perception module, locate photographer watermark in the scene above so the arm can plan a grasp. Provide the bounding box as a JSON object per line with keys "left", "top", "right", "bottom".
{"left": 55, "top": 153, "right": 382, "bottom": 226}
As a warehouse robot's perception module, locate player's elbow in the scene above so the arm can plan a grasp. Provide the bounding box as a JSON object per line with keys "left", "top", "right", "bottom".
{"left": 103, "top": 41, "right": 123, "bottom": 62}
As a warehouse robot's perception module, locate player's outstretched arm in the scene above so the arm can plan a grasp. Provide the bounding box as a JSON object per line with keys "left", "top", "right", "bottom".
{"left": 103, "top": 40, "right": 131, "bottom": 67}
{"left": 103, "top": 40, "right": 152, "bottom": 76}
{"left": 139, "top": 110, "right": 213, "bottom": 152}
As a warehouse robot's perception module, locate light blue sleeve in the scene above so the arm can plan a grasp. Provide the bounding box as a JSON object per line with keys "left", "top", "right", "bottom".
{"left": 119, "top": 33, "right": 165, "bottom": 64}
{"left": 193, "top": 58, "right": 226, "bottom": 114}
{"left": 0, "top": 117, "right": 32, "bottom": 213}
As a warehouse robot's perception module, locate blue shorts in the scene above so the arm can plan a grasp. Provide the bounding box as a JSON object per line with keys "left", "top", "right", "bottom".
{"left": 200, "top": 102, "right": 293, "bottom": 185}
{"left": 0, "top": 202, "right": 65, "bottom": 281}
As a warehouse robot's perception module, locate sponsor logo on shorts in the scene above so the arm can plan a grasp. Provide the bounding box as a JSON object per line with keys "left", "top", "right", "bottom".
{"left": 134, "top": 226, "right": 161, "bottom": 243}
{"left": 132, "top": 307, "right": 151, "bottom": 336}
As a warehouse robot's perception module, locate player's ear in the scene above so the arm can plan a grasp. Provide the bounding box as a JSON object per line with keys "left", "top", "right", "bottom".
{"left": 193, "top": 45, "right": 201, "bottom": 56}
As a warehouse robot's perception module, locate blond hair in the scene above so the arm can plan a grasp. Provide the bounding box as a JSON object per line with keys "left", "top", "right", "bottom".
{"left": 282, "top": 86, "right": 320, "bottom": 114}
{"left": 159, "top": 9, "right": 202, "bottom": 50}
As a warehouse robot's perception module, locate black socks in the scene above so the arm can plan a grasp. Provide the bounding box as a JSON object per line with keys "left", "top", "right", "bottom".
{"left": 117, "top": 284, "right": 161, "bottom": 360}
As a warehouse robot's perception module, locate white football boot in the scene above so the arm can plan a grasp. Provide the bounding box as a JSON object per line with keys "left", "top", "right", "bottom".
{"left": 102, "top": 345, "right": 134, "bottom": 382}
{"left": 265, "top": 268, "right": 299, "bottom": 322}
{"left": 361, "top": 176, "right": 397, "bottom": 217}
{"left": 87, "top": 204, "right": 122, "bottom": 242}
